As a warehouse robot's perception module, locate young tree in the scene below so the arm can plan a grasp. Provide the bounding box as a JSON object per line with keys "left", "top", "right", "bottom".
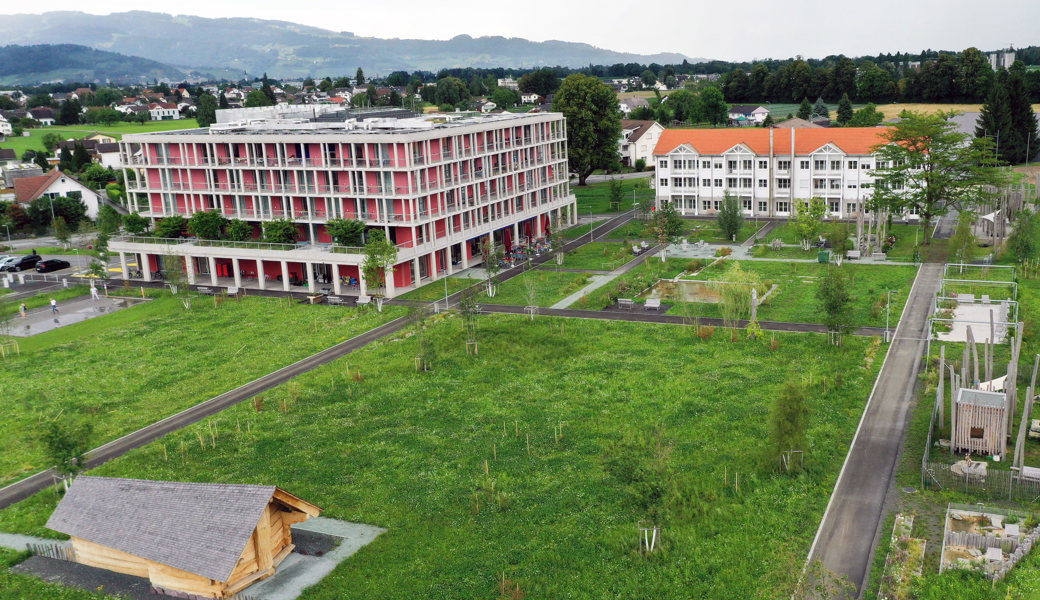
{"left": 711, "top": 262, "right": 761, "bottom": 333}
{"left": 262, "top": 218, "right": 299, "bottom": 244}
{"left": 225, "top": 219, "right": 253, "bottom": 242}
{"left": 553, "top": 74, "right": 622, "bottom": 185}
{"left": 716, "top": 191, "right": 744, "bottom": 242}
{"left": 480, "top": 238, "right": 504, "bottom": 296}
{"left": 218, "top": 92, "right": 229, "bottom": 109}
{"left": 870, "top": 110, "right": 1008, "bottom": 243}
{"left": 244, "top": 90, "right": 273, "bottom": 108}
{"left": 768, "top": 378, "right": 809, "bottom": 473}
{"left": 835, "top": 93, "right": 853, "bottom": 126}
{"left": 122, "top": 212, "right": 150, "bottom": 235}
{"left": 816, "top": 266, "right": 855, "bottom": 341}
{"left": 187, "top": 210, "right": 228, "bottom": 240}
{"left": 96, "top": 204, "right": 122, "bottom": 236}
{"left": 457, "top": 285, "right": 481, "bottom": 355}
{"left": 696, "top": 86, "right": 729, "bottom": 127}
{"left": 72, "top": 142, "right": 91, "bottom": 172}
{"left": 355, "top": 67, "right": 365, "bottom": 86}
{"left": 37, "top": 415, "right": 93, "bottom": 488}
{"left": 1008, "top": 210, "right": 1040, "bottom": 262}
{"left": 41, "top": 132, "right": 63, "bottom": 151}
{"left": 762, "top": 113, "right": 774, "bottom": 127}
{"left": 792, "top": 197, "right": 827, "bottom": 249}
{"left": 153, "top": 215, "right": 187, "bottom": 238}
{"left": 362, "top": 230, "right": 398, "bottom": 310}
{"left": 52, "top": 216, "right": 70, "bottom": 247}
{"left": 811, "top": 97, "right": 829, "bottom": 120}
{"left": 797, "top": 97, "right": 812, "bottom": 120}
{"left": 825, "top": 219, "right": 853, "bottom": 257}
{"left": 608, "top": 177, "right": 624, "bottom": 211}
{"left": 949, "top": 211, "right": 978, "bottom": 264}
{"left": 651, "top": 201, "right": 684, "bottom": 260}
{"left": 847, "top": 103, "right": 885, "bottom": 127}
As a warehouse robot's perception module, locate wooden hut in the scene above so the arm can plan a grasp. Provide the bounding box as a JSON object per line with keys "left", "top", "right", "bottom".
{"left": 46, "top": 476, "right": 321, "bottom": 599}
{"left": 952, "top": 388, "right": 1008, "bottom": 457}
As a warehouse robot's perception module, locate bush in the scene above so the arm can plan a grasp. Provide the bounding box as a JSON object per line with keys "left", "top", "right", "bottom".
{"left": 685, "top": 259, "right": 706, "bottom": 273}
{"left": 715, "top": 246, "right": 733, "bottom": 257}
{"left": 634, "top": 158, "right": 647, "bottom": 172}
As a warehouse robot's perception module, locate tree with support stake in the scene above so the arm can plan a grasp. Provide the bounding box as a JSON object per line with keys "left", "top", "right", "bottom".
{"left": 362, "top": 231, "right": 398, "bottom": 312}
{"left": 481, "top": 238, "right": 504, "bottom": 297}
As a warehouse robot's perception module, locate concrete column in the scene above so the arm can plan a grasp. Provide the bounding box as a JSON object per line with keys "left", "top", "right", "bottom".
{"left": 461, "top": 241, "right": 470, "bottom": 269}
{"left": 257, "top": 260, "right": 266, "bottom": 290}
{"left": 306, "top": 262, "right": 316, "bottom": 293}
{"left": 412, "top": 257, "right": 421, "bottom": 286}
{"left": 119, "top": 252, "right": 128, "bottom": 281}
{"left": 333, "top": 265, "right": 342, "bottom": 295}
{"left": 185, "top": 256, "right": 196, "bottom": 285}
{"left": 358, "top": 270, "right": 368, "bottom": 296}
{"left": 208, "top": 256, "right": 218, "bottom": 286}
{"left": 280, "top": 260, "right": 290, "bottom": 292}
{"left": 385, "top": 265, "right": 396, "bottom": 298}
{"left": 535, "top": 213, "right": 543, "bottom": 238}
{"left": 232, "top": 257, "right": 242, "bottom": 288}
{"left": 512, "top": 222, "right": 519, "bottom": 244}
{"left": 142, "top": 254, "right": 152, "bottom": 282}
{"left": 446, "top": 249, "right": 454, "bottom": 275}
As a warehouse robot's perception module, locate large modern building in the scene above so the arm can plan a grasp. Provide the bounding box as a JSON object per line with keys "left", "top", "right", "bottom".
{"left": 652, "top": 127, "right": 913, "bottom": 220}
{"left": 111, "top": 112, "right": 575, "bottom": 297}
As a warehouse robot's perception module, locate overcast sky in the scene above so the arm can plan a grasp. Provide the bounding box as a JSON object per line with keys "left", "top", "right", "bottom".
{"left": 5, "top": 1, "right": 1039, "bottom": 62}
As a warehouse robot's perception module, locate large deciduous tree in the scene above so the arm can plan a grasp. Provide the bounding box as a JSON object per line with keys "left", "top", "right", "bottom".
{"left": 697, "top": 86, "right": 729, "bottom": 127}
{"left": 195, "top": 93, "right": 218, "bottom": 128}
{"left": 518, "top": 68, "right": 561, "bottom": 97}
{"left": 187, "top": 210, "right": 228, "bottom": 240}
{"left": 869, "top": 110, "right": 1008, "bottom": 242}
{"left": 552, "top": 74, "right": 622, "bottom": 186}
{"left": 325, "top": 218, "right": 367, "bottom": 247}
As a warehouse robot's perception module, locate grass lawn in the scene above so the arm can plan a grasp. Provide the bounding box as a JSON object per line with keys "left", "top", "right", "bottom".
{"left": 561, "top": 220, "right": 606, "bottom": 240}
{"left": 750, "top": 245, "right": 823, "bottom": 260}
{"left": 0, "top": 294, "right": 403, "bottom": 485}
{"left": 606, "top": 219, "right": 760, "bottom": 244}
{"left": 557, "top": 242, "right": 633, "bottom": 271}
{"left": 398, "top": 276, "right": 480, "bottom": 302}
{"left": 482, "top": 269, "right": 590, "bottom": 307}
{"left": 0, "top": 120, "right": 200, "bottom": 157}
{"left": 573, "top": 177, "right": 654, "bottom": 213}
{"left": 665, "top": 260, "right": 918, "bottom": 327}
{"left": 0, "top": 314, "right": 883, "bottom": 599}
{"left": 11, "top": 246, "right": 101, "bottom": 258}
{"left": 577, "top": 258, "right": 692, "bottom": 309}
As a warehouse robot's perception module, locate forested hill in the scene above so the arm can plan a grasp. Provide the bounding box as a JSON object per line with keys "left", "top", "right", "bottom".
{"left": 0, "top": 44, "right": 186, "bottom": 85}
{"left": 0, "top": 11, "right": 699, "bottom": 77}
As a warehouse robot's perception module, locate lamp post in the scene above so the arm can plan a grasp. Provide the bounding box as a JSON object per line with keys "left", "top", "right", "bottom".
{"left": 443, "top": 267, "right": 449, "bottom": 312}
{"left": 3, "top": 224, "right": 9, "bottom": 244}
{"left": 886, "top": 289, "right": 898, "bottom": 342}
{"left": 588, "top": 208, "right": 594, "bottom": 243}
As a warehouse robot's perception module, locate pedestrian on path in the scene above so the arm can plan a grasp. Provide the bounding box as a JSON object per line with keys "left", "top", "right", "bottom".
{"left": 50, "top": 298, "right": 58, "bottom": 314}
{"left": 19, "top": 302, "right": 27, "bottom": 318}
{"left": 90, "top": 286, "right": 100, "bottom": 301}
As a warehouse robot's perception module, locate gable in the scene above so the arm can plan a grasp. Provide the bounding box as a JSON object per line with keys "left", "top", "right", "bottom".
{"left": 811, "top": 143, "right": 846, "bottom": 155}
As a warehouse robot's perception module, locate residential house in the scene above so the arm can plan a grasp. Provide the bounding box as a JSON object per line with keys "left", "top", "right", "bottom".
{"left": 773, "top": 117, "right": 822, "bottom": 129}
{"left": 520, "top": 93, "right": 541, "bottom": 104}
{"left": 148, "top": 103, "right": 181, "bottom": 121}
{"left": 29, "top": 107, "right": 55, "bottom": 126}
{"left": 497, "top": 78, "right": 519, "bottom": 91}
{"left": 728, "top": 105, "right": 770, "bottom": 126}
{"left": 618, "top": 120, "right": 665, "bottom": 167}
{"left": 85, "top": 132, "right": 117, "bottom": 144}
{"left": 478, "top": 100, "right": 498, "bottom": 114}
{"left": 46, "top": 476, "right": 320, "bottom": 599}
{"left": 13, "top": 169, "right": 103, "bottom": 219}
{"left": 653, "top": 126, "right": 907, "bottom": 220}
{"left": 111, "top": 112, "right": 576, "bottom": 298}
{"left": 0, "top": 114, "right": 11, "bottom": 136}
{"left": 618, "top": 97, "right": 650, "bottom": 116}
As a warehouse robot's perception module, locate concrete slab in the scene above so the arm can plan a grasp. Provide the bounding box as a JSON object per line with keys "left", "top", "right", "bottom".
{"left": 936, "top": 302, "right": 1010, "bottom": 344}
{"left": 5, "top": 296, "right": 148, "bottom": 337}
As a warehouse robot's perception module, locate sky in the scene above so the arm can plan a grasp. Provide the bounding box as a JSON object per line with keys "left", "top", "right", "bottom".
{"left": 5, "top": 0, "right": 1040, "bottom": 62}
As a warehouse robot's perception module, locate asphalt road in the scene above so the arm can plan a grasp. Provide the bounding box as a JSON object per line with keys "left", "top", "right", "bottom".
{"left": 805, "top": 262, "right": 943, "bottom": 596}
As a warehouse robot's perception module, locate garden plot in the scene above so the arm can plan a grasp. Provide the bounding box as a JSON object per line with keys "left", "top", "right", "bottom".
{"left": 934, "top": 298, "right": 1012, "bottom": 344}
{"left": 940, "top": 504, "right": 1039, "bottom": 580}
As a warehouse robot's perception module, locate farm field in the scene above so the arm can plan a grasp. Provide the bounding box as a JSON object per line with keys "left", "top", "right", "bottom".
{"left": 0, "top": 314, "right": 883, "bottom": 599}
{"left": 0, "top": 294, "right": 403, "bottom": 485}
{"left": 0, "top": 120, "right": 200, "bottom": 157}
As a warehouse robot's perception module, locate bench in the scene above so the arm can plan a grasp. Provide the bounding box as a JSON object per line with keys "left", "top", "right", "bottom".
{"left": 327, "top": 296, "right": 347, "bottom": 305}
{"left": 645, "top": 298, "right": 662, "bottom": 311}
{"left": 846, "top": 250, "right": 861, "bottom": 260}
{"left": 196, "top": 286, "right": 215, "bottom": 295}
{"left": 226, "top": 286, "right": 241, "bottom": 297}
{"left": 1021, "top": 466, "right": 1040, "bottom": 483}
{"left": 618, "top": 298, "right": 634, "bottom": 311}
{"left": 356, "top": 295, "right": 372, "bottom": 306}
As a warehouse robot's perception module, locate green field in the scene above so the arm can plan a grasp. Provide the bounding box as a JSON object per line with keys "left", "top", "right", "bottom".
{"left": 578, "top": 257, "right": 693, "bottom": 309}
{"left": 556, "top": 242, "right": 633, "bottom": 270}
{"left": 561, "top": 220, "right": 607, "bottom": 240}
{"left": 667, "top": 260, "right": 918, "bottom": 327}
{"left": 0, "top": 120, "right": 200, "bottom": 157}
{"left": 482, "top": 268, "right": 591, "bottom": 307}
{"left": 397, "top": 276, "right": 480, "bottom": 302}
{"left": 0, "top": 314, "right": 882, "bottom": 599}
{"left": 0, "top": 294, "right": 402, "bottom": 485}
{"left": 573, "top": 177, "right": 655, "bottom": 213}
{"left": 607, "top": 218, "right": 762, "bottom": 244}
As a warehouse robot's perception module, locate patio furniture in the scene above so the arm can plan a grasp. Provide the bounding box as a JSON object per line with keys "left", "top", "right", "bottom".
{"left": 617, "top": 298, "right": 634, "bottom": 311}
{"left": 645, "top": 298, "right": 662, "bottom": 311}
{"left": 356, "top": 295, "right": 372, "bottom": 306}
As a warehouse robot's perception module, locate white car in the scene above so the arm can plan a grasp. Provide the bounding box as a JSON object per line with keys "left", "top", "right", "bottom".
{"left": 0, "top": 256, "right": 16, "bottom": 270}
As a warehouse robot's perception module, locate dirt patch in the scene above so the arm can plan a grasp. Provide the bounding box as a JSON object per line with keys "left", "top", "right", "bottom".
{"left": 292, "top": 528, "right": 340, "bottom": 556}
{"left": 12, "top": 555, "right": 156, "bottom": 600}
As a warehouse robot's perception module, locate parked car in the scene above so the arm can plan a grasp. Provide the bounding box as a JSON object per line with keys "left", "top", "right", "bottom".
{"left": 1, "top": 254, "right": 42, "bottom": 272}
{"left": 0, "top": 256, "right": 16, "bottom": 271}
{"left": 35, "top": 259, "right": 71, "bottom": 273}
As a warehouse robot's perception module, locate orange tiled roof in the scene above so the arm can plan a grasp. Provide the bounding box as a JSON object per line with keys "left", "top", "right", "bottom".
{"left": 13, "top": 169, "right": 62, "bottom": 203}
{"left": 653, "top": 126, "right": 891, "bottom": 157}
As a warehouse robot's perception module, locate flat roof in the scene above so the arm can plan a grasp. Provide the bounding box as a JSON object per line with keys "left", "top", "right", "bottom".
{"left": 956, "top": 388, "right": 1006, "bottom": 409}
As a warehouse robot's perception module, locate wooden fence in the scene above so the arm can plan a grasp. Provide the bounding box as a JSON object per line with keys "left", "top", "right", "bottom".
{"left": 27, "top": 542, "right": 74, "bottom": 562}
{"left": 943, "top": 530, "right": 1018, "bottom": 553}
{"left": 923, "top": 461, "right": 1040, "bottom": 502}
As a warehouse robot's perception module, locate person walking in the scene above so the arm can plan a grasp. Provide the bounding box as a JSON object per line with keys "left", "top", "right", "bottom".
{"left": 50, "top": 298, "right": 58, "bottom": 314}
{"left": 90, "top": 285, "right": 100, "bottom": 301}
{"left": 19, "top": 302, "right": 27, "bottom": 318}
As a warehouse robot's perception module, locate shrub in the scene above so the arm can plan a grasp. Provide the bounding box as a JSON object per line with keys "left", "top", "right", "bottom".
{"left": 697, "top": 325, "right": 715, "bottom": 339}
{"left": 715, "top": 246, "right": 733, "bottom": 257}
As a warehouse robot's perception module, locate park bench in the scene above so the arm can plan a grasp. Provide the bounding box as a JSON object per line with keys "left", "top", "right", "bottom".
{"left": 226, "top": 286, "right": 242, "bottom": 297}
{"left": 617, "top": 298, "right": 634, "bottom": 311}
{"left": 196, "top": 286, "right": 215, "bottom": 295}
{"left": 846, "top": 250, "right": 860, "bottom": 260}
{"left": 645, "top": 298, "right": 662, "bottom": 311}
{"left": 327, "top": 296, "right": 347, "bottom": 306}
{"left": 356, "top": 295, "right": 372, "bottom": 306}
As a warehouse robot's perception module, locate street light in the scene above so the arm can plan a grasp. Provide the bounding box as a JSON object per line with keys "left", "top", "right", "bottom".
{"left": 886, "top": 290, "right": 898, "bottom": 342}
{"left": 589, "top": 208, "right": 594, "bottom": 243}
{"left": 3, "top": 224, "right": 9, "bottom": 244}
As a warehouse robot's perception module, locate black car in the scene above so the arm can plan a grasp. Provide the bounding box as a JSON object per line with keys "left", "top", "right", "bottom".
{"left": 35, "top": 259, "right": 72, "bottom": 273}
{"left": 1, "top": 254, "right": 42, "bottom": 272}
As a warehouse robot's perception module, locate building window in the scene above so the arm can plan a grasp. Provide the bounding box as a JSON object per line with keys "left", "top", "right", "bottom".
{"left": 830, "top": 160, "right": 841, "bottom": 170}
{"left": 847, "top": 202, "right": 857, "bottom": 213}
{"left": 778, "top": 160, "right": 791, "bottom": 170}
{"left": 758, "top": 179, "right": 767, "bottom": 188}
{"left": 742, "top": 198, "right": 752, "bottom": 210}
{"left": 726, "top": 177, "right": 737, "bottom": 188}
{"left": 702, "top": 178, "right": 711, "bottom": 187}
{"left": 741, "top": 159, "right": 752, "bottom": 170}
{"left": 829, "top": 200, "right": 840, "bottom": 213}
{"left": 758, "top": 160, "right": 768, "bottom": 169}
{"left": 847, "top": 183, "right": 858, "bottom": 189}
{"left": 659, "top": 179, "right": 667, "bottom": 187}
{"left": 830, "top": 180, "right": 841, "bottom": 190}
{"left": 758, "top": 201, "right": 768, "bottom": 212}
{"left": 727, "top": 160, "right": 737, "bottom": 171}
{"left": 672, "top": 178, "right": 683, "bottom": 188}
{"left": 702, "top": 160, "right": 710, "bottom": 169}
{"left": 714, "top": 179, "right": 722, "bottom": 187}
{"left": 847, "top": 160, "right": 858, "bottom": 169}
{"left": 740, "top": 178, "right": 752, "bottom": 188}
{"left": 776, "top": 178, "right": 791, "bottom": 189}
{"left": 800, "top": 160, "right": 809, "bottom": 170}
{"left": 862, "top": 163, "right": 872, "bottom": 169}
{"left": 777, "top": 201, "right": 790, "bottom": 213}
{"left": 813, "top": 179, "right": 826, "bottom": 190}
{"left": 814, "top": 159, "right": 826, "bottom": 170}
{"left": 702, "top": 200, "right": 712, "bottom": 211}
{"left": 659, "top": 159, "right": 668, "bottom": 168}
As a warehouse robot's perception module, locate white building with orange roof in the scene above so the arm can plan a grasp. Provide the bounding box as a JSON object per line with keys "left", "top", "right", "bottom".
{"left": 652, "top": 127, "right": 914, "bottom": 219}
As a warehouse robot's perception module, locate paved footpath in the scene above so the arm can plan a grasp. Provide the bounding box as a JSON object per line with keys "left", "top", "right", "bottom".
{"left": 805, "top": 262, "right": 943, "bottom": 596}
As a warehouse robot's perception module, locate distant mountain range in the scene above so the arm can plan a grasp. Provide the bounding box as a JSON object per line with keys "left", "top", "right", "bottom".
{"left": 0, "top": 11, "right": 703, "bottom": 80}
{"left": 0, "top": 44, "right": 188, "bottom": 86}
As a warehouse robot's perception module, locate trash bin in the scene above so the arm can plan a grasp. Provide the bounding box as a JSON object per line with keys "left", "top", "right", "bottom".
{"left": 818, "top": 250, "right": 830, "bottom": 263}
